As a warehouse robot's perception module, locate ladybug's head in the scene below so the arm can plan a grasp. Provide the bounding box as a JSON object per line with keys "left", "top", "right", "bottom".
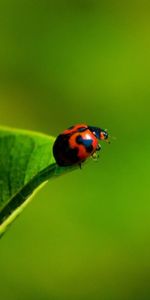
{"left": 99, "top": 129, "right": 109, "bottom": 141}
{"left": 88, "top": 126, "right": 109, "bottom": 142}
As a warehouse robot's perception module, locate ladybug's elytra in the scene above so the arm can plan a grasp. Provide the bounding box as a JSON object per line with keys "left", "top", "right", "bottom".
{"left": 53, "top": 124, "right": 109, "bottom": 167}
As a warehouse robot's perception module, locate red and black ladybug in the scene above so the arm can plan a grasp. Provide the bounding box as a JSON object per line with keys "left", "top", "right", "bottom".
{"left": 53, "top": 124, "right": 109, "bottom": 167}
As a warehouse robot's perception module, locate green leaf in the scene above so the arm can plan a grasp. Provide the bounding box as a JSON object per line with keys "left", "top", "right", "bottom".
{"left": 0, "top": 126, "right": 76, "bottom": 237}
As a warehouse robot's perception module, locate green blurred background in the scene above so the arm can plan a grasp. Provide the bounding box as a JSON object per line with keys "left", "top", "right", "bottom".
{"left": 0, "top": 1, "right": 150, "bottom": 299}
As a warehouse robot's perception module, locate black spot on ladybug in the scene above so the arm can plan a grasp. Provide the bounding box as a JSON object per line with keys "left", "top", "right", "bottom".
{"left": 77, "top": 127, "right": 87, "bottom": 132}
{"left": 76, "top": 135, "right": 94, "bottom": 153}
{"left": 53, "top": 134, "right": 79, "bottom": 166}
{"left": 65, "top": 148, "right": 79, "bottom": 164}
{"left": 85, "top": 144, "right": 93, "bottom": 153}
{"left": 76, "top": 135, "right": 83, "bottom": 144}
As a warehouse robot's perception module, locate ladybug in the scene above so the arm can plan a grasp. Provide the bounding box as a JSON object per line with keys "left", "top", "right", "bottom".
{"left": 53, "top": 124, "right": 109, "bottom": 167}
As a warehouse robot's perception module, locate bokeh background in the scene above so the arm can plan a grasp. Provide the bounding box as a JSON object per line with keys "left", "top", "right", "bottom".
{"left": 0, "top": 1, "right": 150, "bottom": 299}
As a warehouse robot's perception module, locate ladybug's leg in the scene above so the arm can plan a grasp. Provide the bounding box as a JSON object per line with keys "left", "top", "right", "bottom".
{"left": 92, "top": 152, "right": 99, "bottom": 160}
{"left": 78, "top": 159, "right": 86, "bottom": 169}
{"left": 92, "top": 144, "right": 101, "bottom": 160}
{"left": 79, "top": 162, "right": 82, "bottom": 169}
{"left": 96, "top": 143, "right": 101, "bottom": 151}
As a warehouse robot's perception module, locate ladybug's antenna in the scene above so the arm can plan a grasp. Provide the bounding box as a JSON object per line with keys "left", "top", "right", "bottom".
{"left": 108, "top": 134, "right": 116, "bottom": 143}
{"left": 109, "top": 135, "right": 116, "bottom": 140}
{"left": 104, "top": 129, "right": 116, "bottom": 143}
